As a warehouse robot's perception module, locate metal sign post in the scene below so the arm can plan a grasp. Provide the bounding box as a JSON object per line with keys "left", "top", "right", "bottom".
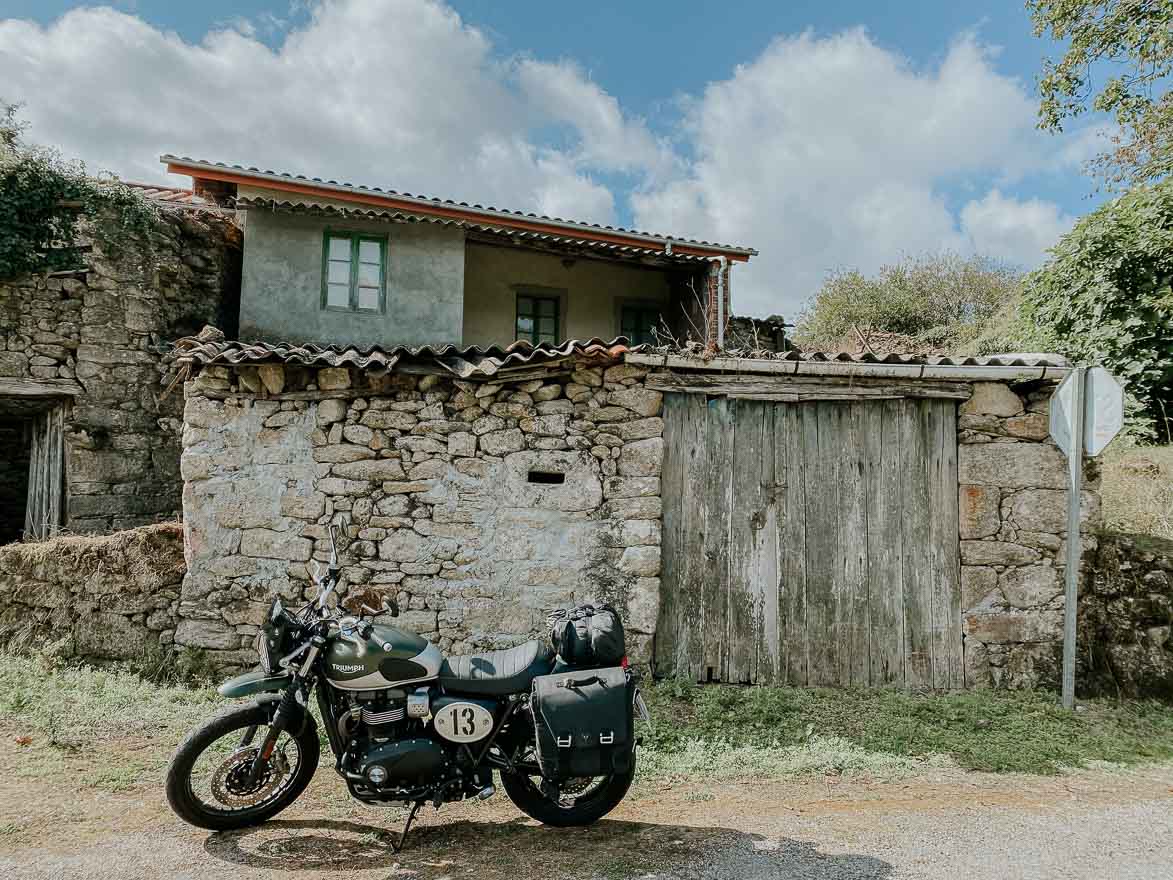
{"left": 1049, "top": 366, "right": 1124, "bottom": 709}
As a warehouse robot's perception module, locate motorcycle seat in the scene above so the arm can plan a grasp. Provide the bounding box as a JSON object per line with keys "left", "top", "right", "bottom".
{"left": 439, "top": 640, "right": 554, "bottom": 696}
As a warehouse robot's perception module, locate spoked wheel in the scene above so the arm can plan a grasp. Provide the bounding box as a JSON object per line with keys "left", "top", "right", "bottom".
{"left": 166, "top": 700, "right": 319, "bottom": 831}
{"left": 500, "top": 747, "right": 636, "bottom": 827}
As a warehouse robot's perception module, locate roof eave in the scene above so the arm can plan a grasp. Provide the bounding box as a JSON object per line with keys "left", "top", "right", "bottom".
{"left": 161, "top": 155, "right": 757, "bottom": 262}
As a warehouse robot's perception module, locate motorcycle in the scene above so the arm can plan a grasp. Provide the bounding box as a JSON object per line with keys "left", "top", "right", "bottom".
{"left": 165, "top": 525, "right": 647, "bottom": 846}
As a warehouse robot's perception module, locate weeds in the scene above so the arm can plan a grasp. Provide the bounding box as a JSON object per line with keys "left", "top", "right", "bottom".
{"left": 1100, "top": 442, "right": 1173, "bottom": 541}
{"left": 4, "top": 653, "right": 1173, "bottom": 797}
{"left": 639, "top": 679, "right": 1173, "bottom": 775}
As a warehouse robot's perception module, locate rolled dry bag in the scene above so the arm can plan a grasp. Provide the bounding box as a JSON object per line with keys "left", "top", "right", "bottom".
{"left": 547, "top": 603, "right": 626, "bottom": 666}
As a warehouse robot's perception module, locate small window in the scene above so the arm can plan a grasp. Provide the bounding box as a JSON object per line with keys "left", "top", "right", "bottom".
{"left": 322, "top": 232, "right": 386, "bottom": 313}
{"left": 516, "top": 294, "right": 560, "bottom": 344}
{"left": 620, "top": 304, "right": 661, "bottom": 345}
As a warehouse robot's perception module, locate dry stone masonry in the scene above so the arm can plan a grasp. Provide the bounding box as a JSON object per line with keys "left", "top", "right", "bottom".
{"left": 179, "top": 356, "right": 663, "bottom": 667}
{"left": 0, "top": 523, "right": 185, "bottom": 659}
{"left": 0, "top": 207, "right": 240, "bottom": 534}
{"left": 957, "top": 381, "right": 1102, "bottom": 689}
{"left": 1082, "top": 533, "right": 1173, "bottom": 698}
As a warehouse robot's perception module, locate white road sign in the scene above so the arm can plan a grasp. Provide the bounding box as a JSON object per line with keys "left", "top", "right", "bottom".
{"left": 1049, "top": 366, "right": 1125, "bottom": 711}
{"left": 1050, "top": 366, "right": 1125, "bottom": 457}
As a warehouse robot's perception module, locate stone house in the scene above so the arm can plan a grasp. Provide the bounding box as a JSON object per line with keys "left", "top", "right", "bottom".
{"left": 160, "top": 155, "right": 756, "bottom": 349}
{"left": 0, "top": 188, "right": 240, "bottom": 543}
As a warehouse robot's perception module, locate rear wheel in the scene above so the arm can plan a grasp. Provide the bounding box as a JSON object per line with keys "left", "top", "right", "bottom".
{"left": 165, "top": 700, "right": 319, "bottom": 831}
{"left": 500, "top": 750, "right": 636, "bottom": 827}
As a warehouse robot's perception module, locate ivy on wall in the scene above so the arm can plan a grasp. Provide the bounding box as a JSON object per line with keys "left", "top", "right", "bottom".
{"left": 0, "top": 103, "right": 159, "bottom": 280}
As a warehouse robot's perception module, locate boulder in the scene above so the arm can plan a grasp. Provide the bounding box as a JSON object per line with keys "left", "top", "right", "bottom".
{"left": 958, "top": 443, "right": 1067, "bottom": 489}
{"left": 960, "top": 383, "right": 1024, "bottom": 417}
{"left": 959, "top": 484, "right": 1000, "bottom": 539}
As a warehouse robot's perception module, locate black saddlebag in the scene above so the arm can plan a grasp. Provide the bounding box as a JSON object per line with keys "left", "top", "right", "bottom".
{"left": 547, "top": 603, "right": 626, "bottom": 667}
{"left": 530, "top": 666, "right": 634, "bottom": 780}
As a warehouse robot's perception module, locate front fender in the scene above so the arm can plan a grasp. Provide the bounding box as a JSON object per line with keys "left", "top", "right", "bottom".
{"left": 217, "top": 669, "right": 294, "bottom": 699}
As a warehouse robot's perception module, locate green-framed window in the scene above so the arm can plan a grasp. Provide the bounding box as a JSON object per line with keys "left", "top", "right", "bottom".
{"left": 620, "top": 304, "right": 661, "bottom": 345}
{"left": 516, "top": 294, "right": 560, "bottom": 344}
{"left": 321, "top": 232, "right": 386, "bottom": 313}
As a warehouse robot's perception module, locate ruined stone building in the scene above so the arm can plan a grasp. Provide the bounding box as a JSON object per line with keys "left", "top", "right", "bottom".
{"left": 0, "top": 186, "right": 240, "bottom": 541}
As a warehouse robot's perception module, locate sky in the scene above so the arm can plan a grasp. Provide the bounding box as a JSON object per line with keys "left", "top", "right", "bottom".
{"left": 0, "top": 0, "right": 1109, "bottom": 318}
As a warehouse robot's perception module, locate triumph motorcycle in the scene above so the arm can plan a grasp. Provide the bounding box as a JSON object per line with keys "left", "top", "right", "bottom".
{"left": 165, "top": 526, "right": 647, "bottom": 846}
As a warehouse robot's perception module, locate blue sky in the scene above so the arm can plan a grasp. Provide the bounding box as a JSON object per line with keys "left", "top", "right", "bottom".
{"left": 0, "top": 0, "right": 1105, "bottom": 316}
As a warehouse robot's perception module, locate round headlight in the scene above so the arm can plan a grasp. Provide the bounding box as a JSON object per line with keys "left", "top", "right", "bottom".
{"left": 256, "top": 631, "right": 273, "bottom": 674}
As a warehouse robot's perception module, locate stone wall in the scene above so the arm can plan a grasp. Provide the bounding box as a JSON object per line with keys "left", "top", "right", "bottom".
{"left": 0, "top": 523, "right": 185, "bottom": 659}
{"left": 178, "top": 355, "right": 663, "bottom": 667}
{"left": 1082, "top": 532, "right": 1173, "bottom": 698}
{"left": 0, "top": 207, "right": 241, "bottom": 535}
{"left": 956, "top": 381, "right": 1101, "bottom": 689}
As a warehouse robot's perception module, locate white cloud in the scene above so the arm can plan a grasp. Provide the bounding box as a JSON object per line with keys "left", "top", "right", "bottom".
{"left": 0, "top": 0, "right": 630, "bottom": 222}
{"left": 0, "top": 4, "right": 1092, "bottom": 318}
{"left": 960, "top": 190, "right": 1074, "bottom": 269}
{"left": 633, "top": 30, "right": 1086, "bottom": 317}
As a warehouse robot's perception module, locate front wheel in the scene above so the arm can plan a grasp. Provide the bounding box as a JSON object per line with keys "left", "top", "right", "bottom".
{"left": 165, "top": 699, "right": 320, "bottom": 831}
{"left": 500, "top": 753, "right": 636, "bottom": 827}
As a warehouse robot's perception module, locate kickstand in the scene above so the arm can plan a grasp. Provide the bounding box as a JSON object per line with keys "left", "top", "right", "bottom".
{"left": 389, "top": 800, "right": 422, "bottom": 853}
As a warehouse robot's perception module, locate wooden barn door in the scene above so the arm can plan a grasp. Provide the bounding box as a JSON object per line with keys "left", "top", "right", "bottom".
{"left": 655, "top": 394, "right": 963, "bottom": 689}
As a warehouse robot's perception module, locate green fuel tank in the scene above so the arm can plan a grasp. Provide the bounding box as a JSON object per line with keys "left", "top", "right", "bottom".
{"left": 323, "top": 623, "right": 443, "bottom": 691}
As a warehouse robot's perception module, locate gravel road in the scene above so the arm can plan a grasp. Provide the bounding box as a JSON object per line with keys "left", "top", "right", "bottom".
{"left": 3, "top": 738, "right": 1171, "bottom": 880}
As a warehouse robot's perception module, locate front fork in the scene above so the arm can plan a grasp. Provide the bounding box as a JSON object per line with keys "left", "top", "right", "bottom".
{"left": 246, "top": 636, "right": 323, "bottom": 784}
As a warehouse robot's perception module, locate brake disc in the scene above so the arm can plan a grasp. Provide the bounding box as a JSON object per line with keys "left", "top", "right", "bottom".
{"left": 210, "top": 747, "right": 286, "bottom": 808}
{"left": 560, "top": 776, "right": 594, "bottom": 796}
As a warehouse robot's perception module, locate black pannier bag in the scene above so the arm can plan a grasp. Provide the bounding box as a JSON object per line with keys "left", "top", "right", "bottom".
{"left": 530, "top": 666, "right": 635, "bottom": 780}
{"left": 547, "top": 603, "right": 626, "bottom": 667}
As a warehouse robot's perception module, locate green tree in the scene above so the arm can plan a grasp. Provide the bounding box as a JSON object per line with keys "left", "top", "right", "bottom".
{"left": 1020, "top": 180, "right": 1173, "bottom": 437}
{"left": 795, "top": 253, "right": 1022, "bottom": 352}
{"left": 1029, "top": 0, "right": 1173, "bottom": 187}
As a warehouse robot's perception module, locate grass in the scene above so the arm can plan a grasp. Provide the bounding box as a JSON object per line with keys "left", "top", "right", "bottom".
{"left": 1100, "top": 441, "right": 1173, "bottom": 541}
{"left": 4, "top": 652, "right": 1173, "bottom": 794}
{"left": 639, "top": 678, "right": 1173, "bottom": 776}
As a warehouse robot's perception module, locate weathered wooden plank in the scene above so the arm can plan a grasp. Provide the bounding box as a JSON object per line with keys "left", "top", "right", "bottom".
{"left": 47, "top": 405, "right": 63, "bottom": 534}
{"left": 0, "top": 377, "right": 83, "bottom": 397}
{"left": 644, "top": 373, "right": 971, "bottom": 400}
{"left": 870, "top": 405, "right": 896, "bottom": 687}
{"left": 727, "top": 399, "right": 764, "bottom": 683}
{"left": 699, "top": 397, "right": 734, "bottom": 681}
{"left": 839, "top": 403, "right": 870, "bottom": 686}
{"left": 804, "top": 402, "right": 839, "bottom": 685}
{"left": 679, "top": 394, "right": 710, "bottom": 681}
{"left": 901, "top": 400, "right": 935, "bottom": 688}
{"left": 781, "top": 404, "right": 807, "bottom": 686}
{"left": 755, "top": 404, "right": 782, "bottom": 684}
{"left": 929, "top": 400, "right": 964, "bottom": 688}
{"left": 654, "top": 393, "right": 685, "bottom": 677}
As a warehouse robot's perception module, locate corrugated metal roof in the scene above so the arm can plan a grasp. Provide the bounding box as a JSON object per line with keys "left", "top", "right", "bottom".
{"left": 237, "top": 196, "right": 715, "bottom": 264}
{"left": 161, "top": 154, "right": 756, "bottom": 258}
{"left": 753, "top": 350, "right": 1068, "bottom": 367}
{"left": 173, "top": 336, "right": 639, "bottom": 380}
{"left": 626, "top": 350, "right": 1071, "bottom": 382}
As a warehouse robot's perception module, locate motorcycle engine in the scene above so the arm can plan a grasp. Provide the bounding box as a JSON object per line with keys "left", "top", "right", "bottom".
{"left": 334, "top": 687, "right": 490, "bottom": 803}
{"left": 339, "top": 689, "right": 410, "bottom": 742}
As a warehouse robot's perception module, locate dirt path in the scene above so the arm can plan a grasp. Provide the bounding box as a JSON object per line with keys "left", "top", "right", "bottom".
{"left": 2, "top": 732, "right": 1172, "bottom": 880}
